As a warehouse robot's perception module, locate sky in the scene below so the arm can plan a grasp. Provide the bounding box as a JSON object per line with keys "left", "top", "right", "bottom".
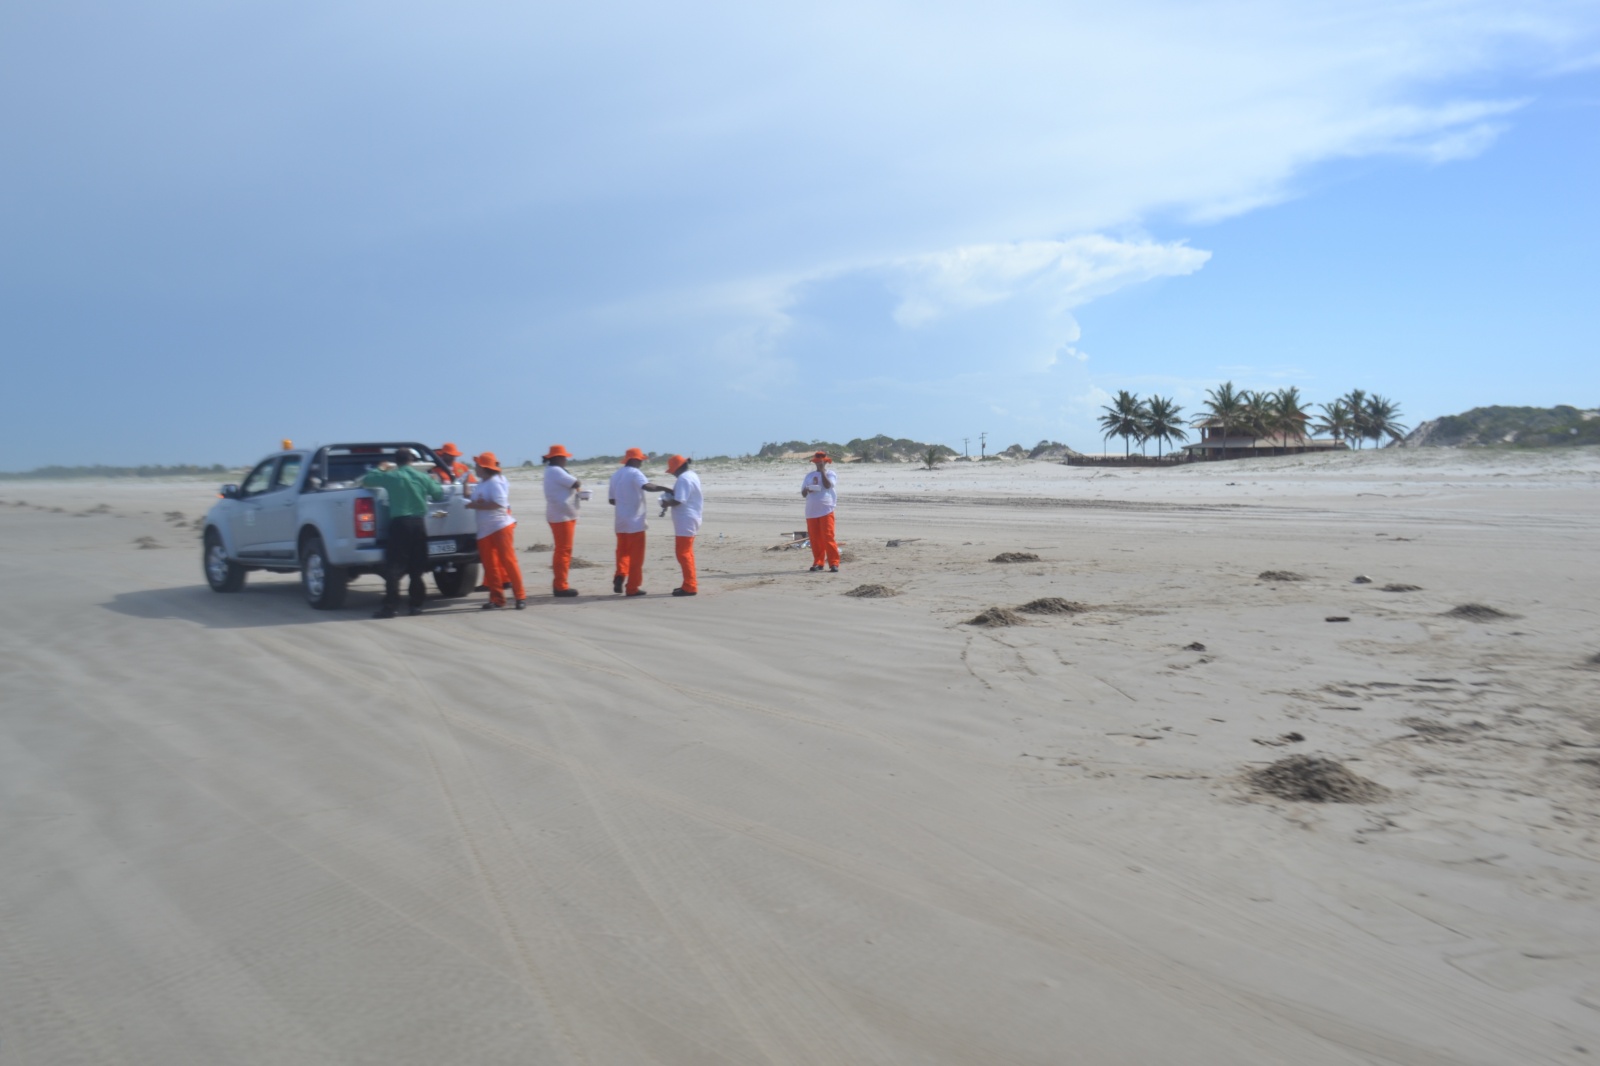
{"left": 3, "top": 0, "right": 1598, "bottom": 469}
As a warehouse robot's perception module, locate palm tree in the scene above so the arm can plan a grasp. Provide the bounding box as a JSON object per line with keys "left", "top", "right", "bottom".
{"left": 922, "top": 446, "right": 945, "bottom": 470}
{"left": 1200, "top": 381, "right": 1243, "bottom": 460}
{"left": 1341, "top": 389, "right": 1370, "bottom": 448}
{"left": 1273, "top": 387, "right": 1311, "bottom": 451}
{"left": 1313, "top": 400, "right": 1354, "bottom": 447}
{"left": 1240, "top": 390, "right": 1277, "bottom": 453}
{"left": 1142, "top": 395, "right": 1188, "bottom": 459}
{"left": 1363, "top": 395, "right": 1409, "bottom": 447}
{"left": 1098, "top": 390, "right": 1147, "bottom": 457}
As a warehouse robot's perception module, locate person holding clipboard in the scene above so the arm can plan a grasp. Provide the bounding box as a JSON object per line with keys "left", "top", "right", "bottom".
{"left": 800, "top": 451, "right": 840, "bottom": 573}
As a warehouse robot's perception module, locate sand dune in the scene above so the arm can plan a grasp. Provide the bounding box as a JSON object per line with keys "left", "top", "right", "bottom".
{"left": 2, "top": 450, "right": 1598, "bottom": 1064}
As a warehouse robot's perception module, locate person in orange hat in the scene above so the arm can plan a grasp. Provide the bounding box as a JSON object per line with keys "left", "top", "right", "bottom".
{"left": 607, "top": 448, "right": 662, "bottom": 596}
{"left": 463, "top": 451, "right": 524, "bottom": 609}
{"left": 541, "top": 444, "right": 581, "bottom": 598}
{"left": 659, "top": 455, "right": 702, "bottom": 596}
{"left": 429, "top": 443, "right": 476, "bottom": 488}
{"left": 801, "top": 450, "right": 840, "bottom": 572}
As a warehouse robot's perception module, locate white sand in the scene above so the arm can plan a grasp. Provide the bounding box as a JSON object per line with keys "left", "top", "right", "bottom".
{"left": 3, "top": 449, "right": 1599, "bottom": 1064}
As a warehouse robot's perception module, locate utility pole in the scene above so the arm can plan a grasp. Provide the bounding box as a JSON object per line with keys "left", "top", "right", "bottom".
{"left": 979, "top": 432, "right": 987, "bottom": 460}
{"left": 962, "top": 437, "right": 970, "bottom": 459}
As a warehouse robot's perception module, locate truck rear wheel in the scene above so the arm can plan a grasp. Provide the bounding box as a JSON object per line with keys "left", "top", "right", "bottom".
{"left": 203, "top": 529, "right": 246, "bottom": 592}
{"left": 301, "top": 533, "right": 349, "bottom": 610}
{"left": 434, "top": 562, "right": 478, "bottom": 598}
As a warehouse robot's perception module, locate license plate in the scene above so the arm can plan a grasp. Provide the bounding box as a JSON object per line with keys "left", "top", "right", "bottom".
{"left": 427, "top": 539, "right": 456, "bottom": 556}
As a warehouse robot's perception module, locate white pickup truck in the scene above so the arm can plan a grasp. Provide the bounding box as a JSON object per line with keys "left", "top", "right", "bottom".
{"left": 201, "top": 442, "right": 481, "bottom": 610}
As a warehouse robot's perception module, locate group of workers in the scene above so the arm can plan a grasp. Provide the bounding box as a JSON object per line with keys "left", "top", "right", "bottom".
{"left": 358, "top": 445, "right": 840, "bottom": 619}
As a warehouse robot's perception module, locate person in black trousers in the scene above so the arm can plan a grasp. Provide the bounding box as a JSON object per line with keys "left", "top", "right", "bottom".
{"left": 360, "top": 449, "right": 445, "bottom": 618}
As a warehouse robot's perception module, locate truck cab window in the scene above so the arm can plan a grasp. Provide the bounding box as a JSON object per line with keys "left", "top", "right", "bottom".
{"left": 239, "top": 459, "right": 278, "bottom": 498}
{"left": 275, "top": 458, "right": 303, "bottom": 492}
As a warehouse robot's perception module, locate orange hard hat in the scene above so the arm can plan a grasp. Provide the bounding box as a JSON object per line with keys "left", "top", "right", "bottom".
{"left": 666, "top": 454, "right": 688, "bottom": 474}
{"left": 436, "top": 442, "right": 462, "bottom": 458}
{"left": 808, "top": 451, "right": 832, "bottom": 463}
{"left": 543, "top": 443, "right": 572, "bottom": 460}
{"left": 623, "top": 447, "right": 647, "bottom": 462}
{"left": 472, "top": 452, "right": 501, "bottom": 472}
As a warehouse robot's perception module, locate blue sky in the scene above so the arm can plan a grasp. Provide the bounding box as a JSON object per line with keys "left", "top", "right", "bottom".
{"left": 3, "top": 1, "right": 1598, "bottom": 468}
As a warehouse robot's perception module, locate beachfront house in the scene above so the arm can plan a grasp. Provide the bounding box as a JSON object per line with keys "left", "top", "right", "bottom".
{"left": 1181, "top": 417, "right": 1348, "bottom": 460}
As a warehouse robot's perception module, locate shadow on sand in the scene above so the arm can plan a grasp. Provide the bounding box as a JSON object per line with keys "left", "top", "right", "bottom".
{"left": 104, "top": 575, "right": 465, "bottom": 630}
{"left": 102, "top": 577, "right": 642, "bottom": 629}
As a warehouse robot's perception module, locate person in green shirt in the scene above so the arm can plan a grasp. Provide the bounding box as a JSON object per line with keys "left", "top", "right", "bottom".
{"left": 361, "top": 448, "right": 444, "bottom": 618}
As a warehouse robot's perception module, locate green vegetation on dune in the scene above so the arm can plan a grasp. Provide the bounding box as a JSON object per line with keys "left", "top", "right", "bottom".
{"left": 757, "top": 435, "right": 958, "bottom": 462}
{"left": 1404, "top": 405, "right": 1600, "bottom": 448}
{"left": 0, "top": 464, "right": 233, "bottom": 480}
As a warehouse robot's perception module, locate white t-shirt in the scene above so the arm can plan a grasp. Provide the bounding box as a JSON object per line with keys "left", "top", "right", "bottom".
{"left": 544, "top": 464, "right": 580, "bottom": 523}
{"left": 669, "top": 469, "right": 703, "bottom": 537}
{"left": 802, "top": 468, "right": 837, "bottom": 519}
{"left": 470, "top": 474, "right": 515, "bottom": 539}
{"left": 609, "top": 465, "right": 648, "bottom": 534}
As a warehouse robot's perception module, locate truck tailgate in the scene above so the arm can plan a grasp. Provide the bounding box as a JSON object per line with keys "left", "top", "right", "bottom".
{"left": 423, "top": 489, "right": 476, "bottom": 538}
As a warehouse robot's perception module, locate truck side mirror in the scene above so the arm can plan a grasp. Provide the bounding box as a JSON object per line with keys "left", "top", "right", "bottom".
{"left": 219, "top": 484, "right": 240, "bottom": 499}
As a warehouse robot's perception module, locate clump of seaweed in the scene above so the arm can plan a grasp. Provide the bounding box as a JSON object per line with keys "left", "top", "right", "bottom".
{"left": 1016, "top": 597, "right": 1086, "bottom": 615}
{"left": 1246, "top": 755, "right": 1388, "bottom": 803}
{"left": 965, "top": 607, "right": 1025, "bottom": 627}
{"left": 1444, "top": 603, "right": 1515, "bottom": 621}
{"left": 990, "top": 552, "right": 1040, "bottom": 564}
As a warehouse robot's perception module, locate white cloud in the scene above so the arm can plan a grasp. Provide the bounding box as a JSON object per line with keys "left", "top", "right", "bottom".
{"left": 888, "top": 237, "right": 1211, "bottom": 328}
{"left": 1074, "top": 386, "right": 1116, "bottom": 414}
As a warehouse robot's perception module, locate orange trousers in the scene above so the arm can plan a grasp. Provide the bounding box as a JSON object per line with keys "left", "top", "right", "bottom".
{"left": 549, "top": 520, "right": 575, "bottom": 591}
{"left": 614, "top": 531, "right": 646, "bottom": 593}
{"left": 478, "top": 525, "right": 524, "bottom": 605}
{"left": 675, "top": 535, "right": 697, "bottom": 593}
{"left": 807, "top": 513, "right": 839, "bottom": 566}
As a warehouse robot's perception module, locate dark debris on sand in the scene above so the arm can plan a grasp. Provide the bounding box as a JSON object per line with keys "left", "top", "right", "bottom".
{"left": 844, "top": 584, "right": 897, "bottom": 598}
{"left": 524, "top": 542, "right": 552, "bottom": 552}
{"left": 1400, "top": 716, "right": 1488, "bottom": 742}
{"left": 569, "top": 558, "right": 599, "bottom": 569}
{"left": 1257, "top": 570, "right": 1307, "bottom": 582}
{"left": 990, "top": 552, "right": 1041, "bottom": 563}
{"left": 1444, "top": 603, "right": 1516, "bottom": 621}
{"left": 1246, "top": 755, "right": 1388, "bottom": 803}
{"left": 965, "top": 607, "right": 1025, "bottom": 627}
{"left": 1017, "top": 597, "right": 1087, "bottom": 615}
{"left": 1381, "top": 583, "right": 1422, "bottom": 592}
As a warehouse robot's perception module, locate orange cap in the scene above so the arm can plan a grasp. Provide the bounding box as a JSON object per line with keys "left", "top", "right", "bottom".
{"left": 436, "top": 442, "right": 462, "bottom": 458}
{"left": 623, "top": 447, "right": 647, "bottom": 463}
{"left": 808, "top": 451, "right": 832, "bottom": 463}
{"left": 543, "top": 444, "right": 571, "bottom": 460}
{"left": 472, "top": 452, "right": 501, "bottom": 472}
{"left": 666, "top": 454, "right": 688, "bottom": 474}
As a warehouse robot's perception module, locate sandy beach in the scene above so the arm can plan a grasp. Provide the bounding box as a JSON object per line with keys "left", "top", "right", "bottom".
{"left": 3, "top": 448, "right": 1599, "bottom": 1065}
